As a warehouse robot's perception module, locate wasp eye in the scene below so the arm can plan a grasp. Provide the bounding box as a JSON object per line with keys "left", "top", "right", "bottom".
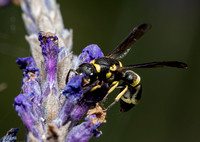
{"left": 76, "top": 63, "right": 98, "bottom": 84}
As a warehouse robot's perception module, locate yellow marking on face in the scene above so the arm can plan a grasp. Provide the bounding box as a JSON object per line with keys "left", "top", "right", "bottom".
{"left": 131, "top": 74, "right": 141, "bottom": 87}
{"left": 93, "top": 64, "right": 101, "bottom": 73}
{"left": 110, "top": 64, "right": 117, "bottom": 71}
{"left": 118, "top": 61, "right": 123, "bottom": 67}
{"left": 79, "top": 73, "right": 83, "bottom": 75}
{"left": 87, "top": 78, "right": 91, "bottom": 82}
{"left": 106, "top": 72, "right": 112, "bottom": 78}
{"left": 75, "top": 71, "right": 79, "bottom": 75}
{"left": 90, "top": 85, "right": 101, "bottom": 92}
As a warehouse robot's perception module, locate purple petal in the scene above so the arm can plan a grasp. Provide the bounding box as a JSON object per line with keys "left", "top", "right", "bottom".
{"left": 66, "top": 115, "right": 102, "bottom": 142}
{"left": 38, "top": 32, "right": 59, "bottom": 99}
{"left": 14, "top": 94, "right": 34, "bottom": 129}
{"left": 79, "top": 44, "right": 104, "bottom": 64}
{"left": 63, "top": 74, "right": 84, "bottom": 97}
{"left": 14, "top": 93, "right": 43, "bottom": 139}
{"left": 21, "top": 68, "right": 41, "bottom": 104}
{"left": 39, "top": 32, "right": 58, "bottom": 82}
{"left": 16, "top": 57, "right": 36, "bottom": 69}
{"left": 56, "top": 75, "right": 86, "bottom": 127}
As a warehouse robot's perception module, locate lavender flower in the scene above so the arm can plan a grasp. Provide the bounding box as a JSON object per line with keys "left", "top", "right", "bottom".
{"left": 14, "top": 31, "right": 108, "bottom": 141}
{"left": 12, "top": 0, "right": 113, "bottom": 141}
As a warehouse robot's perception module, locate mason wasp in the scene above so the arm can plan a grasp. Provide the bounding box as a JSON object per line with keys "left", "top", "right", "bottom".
{"left": 67, "top": 23, "right": 187, "bottom": 112}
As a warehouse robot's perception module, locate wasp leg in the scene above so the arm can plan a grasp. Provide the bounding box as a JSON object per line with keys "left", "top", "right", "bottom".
{"left": 106, "top": 85, "right": 128, "bottom": 110}
{"left": 65, "top": 69, "right": 78, "bottom": 84}
{"left": 108, "top": 81, "right": 120, "bottom": 94}
{"left": 90, "top": 85, "right": 101, "bottom": 92}
{"left": 102, "top": 81, "right": 119, "bottom": 104}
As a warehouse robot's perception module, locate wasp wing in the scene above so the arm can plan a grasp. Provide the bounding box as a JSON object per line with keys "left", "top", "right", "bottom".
{"left": 117, "top": 61, "right": 187, "bottom": 71}
{"left": 107, "top": 23, "right": 152, "bottom": 60}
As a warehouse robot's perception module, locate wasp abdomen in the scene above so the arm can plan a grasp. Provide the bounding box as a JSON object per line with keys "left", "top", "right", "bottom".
{"left": 120, "top": 84, "right": 142, "bottom": 112}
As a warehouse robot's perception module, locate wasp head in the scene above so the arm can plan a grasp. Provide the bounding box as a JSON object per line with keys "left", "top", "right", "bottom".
{"left": 76, "top": 63, "right": 98, "bottom": 84}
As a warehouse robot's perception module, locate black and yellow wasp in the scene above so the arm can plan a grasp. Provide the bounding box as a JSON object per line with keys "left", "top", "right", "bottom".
{"left": 67, "top": 23, "right": 187, "bottom": 112}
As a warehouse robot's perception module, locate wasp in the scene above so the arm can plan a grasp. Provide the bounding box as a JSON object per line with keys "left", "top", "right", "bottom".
{"left": 67, "top": 23, "right": 187, "bottom": 112}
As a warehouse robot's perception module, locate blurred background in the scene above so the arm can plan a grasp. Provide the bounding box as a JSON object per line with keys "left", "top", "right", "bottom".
{"left": 0, "top": 0, "right": 199, "bottom": 142}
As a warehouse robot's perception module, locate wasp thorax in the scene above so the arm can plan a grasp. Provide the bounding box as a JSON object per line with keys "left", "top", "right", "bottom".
{"left": 76, "top": 63, "right": 98, "bottom": 83}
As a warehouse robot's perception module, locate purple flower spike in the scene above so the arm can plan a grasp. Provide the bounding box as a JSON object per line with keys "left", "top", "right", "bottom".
{"left": 15, "top": 31, "right": 109, "bottom": 141}
{"left": 79, "top": 44, "right": 104, "bottom": 64}
{"left": 14, "top": 0, "right": 114, "bottom": 141}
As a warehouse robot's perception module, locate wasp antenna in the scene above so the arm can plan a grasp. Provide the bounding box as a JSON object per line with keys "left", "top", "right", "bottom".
{"left": 135, "top": 23, "right": 152, "bottom": 33}
{"left": 167, "top": 61, "right": 188, "bottom": 69}
{"left": 155, "top": 61, "right": 188, "bottom": 69}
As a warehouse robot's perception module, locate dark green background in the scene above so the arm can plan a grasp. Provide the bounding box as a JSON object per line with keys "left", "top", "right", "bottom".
{"left": 0, "top": 0, "right": 199, "bottom": 142}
